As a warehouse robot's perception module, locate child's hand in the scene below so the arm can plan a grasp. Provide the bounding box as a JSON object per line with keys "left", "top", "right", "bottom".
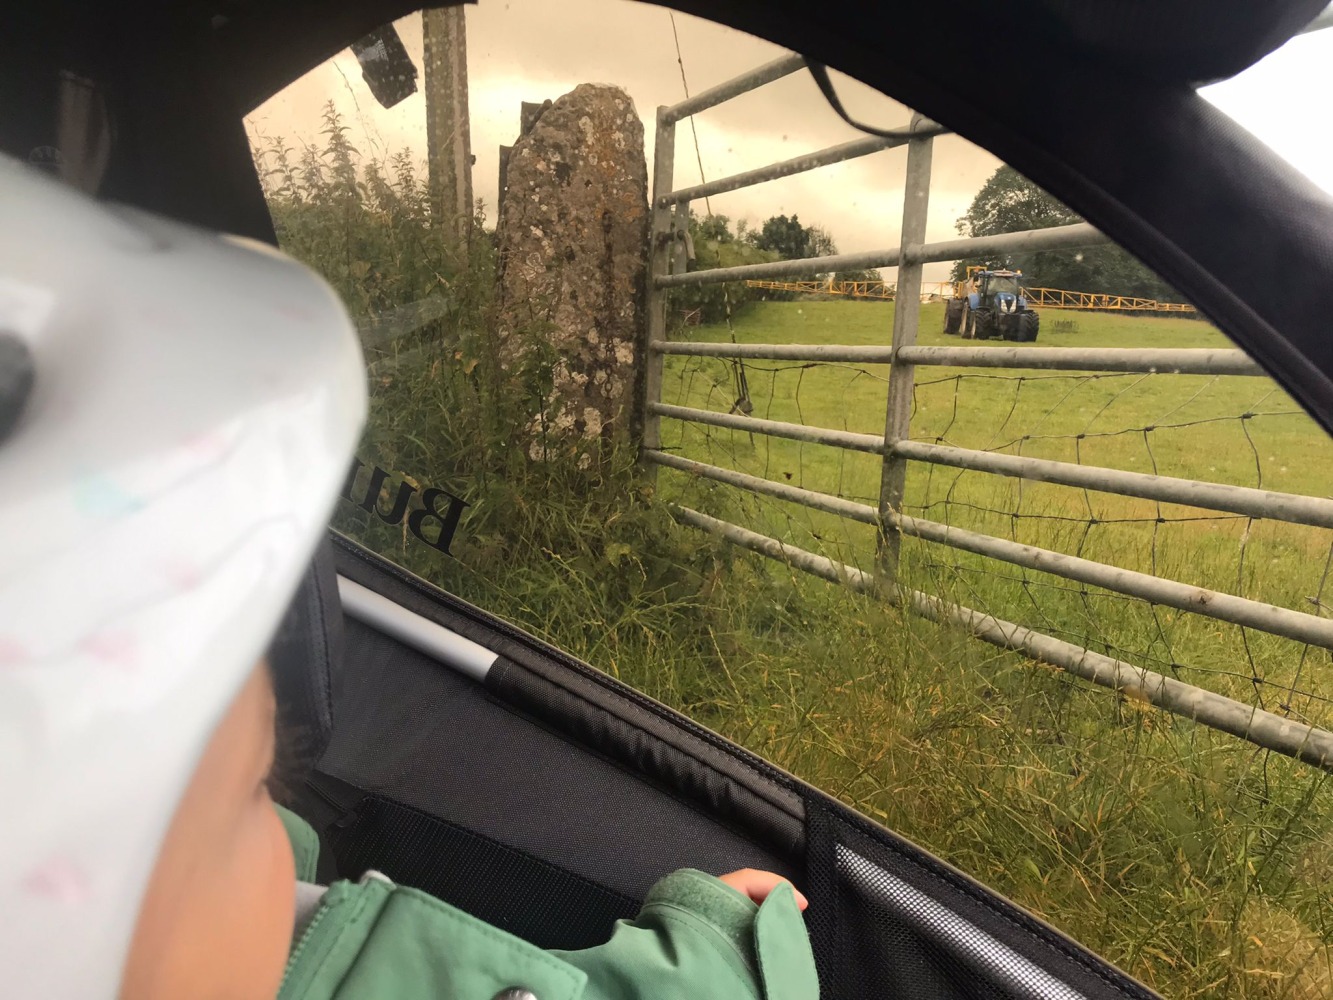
{"left": 718, "top": 869, "right": 809, "bottom": 910}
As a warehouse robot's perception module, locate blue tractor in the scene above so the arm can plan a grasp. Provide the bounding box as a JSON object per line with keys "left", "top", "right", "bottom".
{"left": 962, "top": 269, "right": 1040, "bottom": 341}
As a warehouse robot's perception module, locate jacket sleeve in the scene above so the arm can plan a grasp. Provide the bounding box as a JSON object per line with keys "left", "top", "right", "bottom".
{"left": 549, "top": 869, "right": 819, "bottom": 1000}
{"left": 275, "top": 802, "right": 322, "bottom": 884}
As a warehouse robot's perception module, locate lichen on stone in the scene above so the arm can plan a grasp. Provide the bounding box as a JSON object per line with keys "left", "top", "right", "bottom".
{"left": 496, "top": 83, "right": 649, "bottom": 463}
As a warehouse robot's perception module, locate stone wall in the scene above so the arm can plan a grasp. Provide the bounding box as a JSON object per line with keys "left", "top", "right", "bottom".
{"left": 495, "top": 84, "right": 648, "bottom": 465}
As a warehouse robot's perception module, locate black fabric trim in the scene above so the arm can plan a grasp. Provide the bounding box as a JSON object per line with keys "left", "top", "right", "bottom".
{"left": 487, "top": 653, "right": 805, "bottom": 859}
{"left": 331, "top": 532, "right": 807, "bottom": 853}
{"left": 289, "top": 769, "right": 366, "bottom": 887}
{"left": 805, "top": 63, "right": 918, "bottom": 140}
{"left": 803, "top": 798, "right": 844, "bottom": 997}
{"left": 202, "top": 1, "right": 1325, "bottom": 112}
{"left": 324, "top": 611, "right": 805, "bottom": 898}
{"left": 1022, "top": 0, "right": 1327, "bottom": 85}
{"left": 269, "top": 540, "right": 343, "bottom": 765}
{"left": 214, "top": 0, "right": 427, "bottom": 115}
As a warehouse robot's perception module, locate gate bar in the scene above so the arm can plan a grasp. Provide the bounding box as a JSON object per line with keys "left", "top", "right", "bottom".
{"left": 878, "top": 116, "right": 933, "bottom": 580}
{"left": 655, "top": 246, "right": 902, "bottom": 289}
{"left": 653, "top": 340, "right": 897, "bottom": 363}
{"left": 909, "top": 223, "right": 1108, "bottom": 264}
{"left": 645, "top": 449, "right": 879, "bottom": 523}
{"left": 658, "top": 125, "right": 945, "bottom": 207}
{"left": 896, "top": 345, "right": 1264, "bottom": 376}
{"left": 889, "top": 511, "right": 1333, "bottom": 649}
{"left": 655, "top": 221, "right": 1107, "bottom": 289}
{"left": 650, "top": 447, "right": 1333, "bottom": 636}
{"left": 893, "top": 440, "right": 1333, "bottom": 530}
{"left": 652, "top": 340, "right": 1264, "bottom": 376}
{"left": 641, "top": 106, "right": 676, "bottom": 470}
{"left": 670, "top": 505, "right": 1333, "bottom": 770}
{"left": 661, "top": 53, "right": 808, "bottom": 124}
{"left": 651, "top": 403, "right": 1333, "bottom": 530}
{"left": 649, "top": 401, "right": 883, "bottom": 452}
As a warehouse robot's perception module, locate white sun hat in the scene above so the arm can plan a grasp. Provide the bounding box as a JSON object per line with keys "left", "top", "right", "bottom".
{"left": 0, "top": 154, "right": 367, "bottom": 998}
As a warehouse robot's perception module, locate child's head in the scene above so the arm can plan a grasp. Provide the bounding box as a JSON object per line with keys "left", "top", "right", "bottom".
{"left": 0, "top": 159, "right": 367, "bottom": 997}
{"left": 119, "top": 664, "right": 294, "bottom": 999}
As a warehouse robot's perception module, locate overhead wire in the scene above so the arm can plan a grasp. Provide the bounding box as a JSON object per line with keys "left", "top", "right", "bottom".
{"left": 668, "top": 11, "right": 752, "bottom": 417}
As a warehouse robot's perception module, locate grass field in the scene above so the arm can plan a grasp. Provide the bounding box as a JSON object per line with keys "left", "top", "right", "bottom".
{"left": 659, "top": 300, "right": 1333, "bottom": 729}
{"left": 343, "top": 297, "right": 1333, "bottom": 999}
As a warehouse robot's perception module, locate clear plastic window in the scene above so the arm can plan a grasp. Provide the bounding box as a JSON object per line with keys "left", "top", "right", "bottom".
{"left": 245, "top": 6, "right": 1333, "bottom": 994}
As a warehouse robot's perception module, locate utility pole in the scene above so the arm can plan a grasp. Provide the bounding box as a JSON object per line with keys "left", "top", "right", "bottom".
{"left": 422, "top": 6, "right": 473, "bottom": 248}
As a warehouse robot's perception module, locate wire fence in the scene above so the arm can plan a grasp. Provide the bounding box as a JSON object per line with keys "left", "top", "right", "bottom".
{"left": 640, "top": 56, "right": 1333, "bottom": 771}
{"left": 655, "top": 348, "right": 1333, "bottom": 750}
{"left": 905, "top": 368, "right": 1333, "bottom": 721}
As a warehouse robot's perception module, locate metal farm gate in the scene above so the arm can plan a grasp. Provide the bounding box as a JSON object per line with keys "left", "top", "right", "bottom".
{"left": 638, "top": 54, "right": 1333, "bottom": 769}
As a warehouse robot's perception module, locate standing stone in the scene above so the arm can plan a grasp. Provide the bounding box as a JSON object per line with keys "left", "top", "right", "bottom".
{"left": 496, "top": 84, "right": 648, "bottom": 465}
{"left": 497, "top": 100, "right": 552, "bottom": 232}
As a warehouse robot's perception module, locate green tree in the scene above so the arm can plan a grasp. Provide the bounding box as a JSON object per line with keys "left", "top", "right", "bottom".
{"left": 834, "top": 268, "right": 887, "bottom": 285}
{"left": 255, "top": 102, "right": 481, "bottom": 325}
{"left": 251, "top": 103, "right": 515, "bottom": 489}
{"left": 694, "top": 213, "right": 734, "bottom": 243}
{"left": 750, "top": 214, "right": 837, "bottom": 262}
{"left": 669, "top": 212, "right": 783, "bottom": 324}
{"left": 952, "top": 166, "right": 1178, "bottom": 300}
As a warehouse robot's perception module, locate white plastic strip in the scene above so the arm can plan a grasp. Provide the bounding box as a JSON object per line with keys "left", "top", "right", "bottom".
{"left": 336, "top": 575, "right": 498, "bottom": 682}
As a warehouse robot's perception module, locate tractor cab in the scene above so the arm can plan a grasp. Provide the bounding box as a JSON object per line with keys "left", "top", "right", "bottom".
{"left": 979, "top": 269, "right": 1021, "bottom": 299}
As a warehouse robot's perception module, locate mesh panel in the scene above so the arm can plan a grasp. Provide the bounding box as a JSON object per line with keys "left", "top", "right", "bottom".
{"left": 837, "top": 845, "right": 1088, "bottom": 1000}
{"left": 329, "top": 794, "right": 640, "bottom": 950}
{"left": 803, "top": 800, "right": 1159, "bottom": 1000}
{"left": 805, "top": 848, "right": 1018, "bottom": 1000}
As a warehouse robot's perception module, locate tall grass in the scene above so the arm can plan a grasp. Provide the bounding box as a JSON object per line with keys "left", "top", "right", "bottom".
{"left": 656, "top": 299, "right": 1333, "bottom": 997}
{"left": 252, "top": 114, "right": 1333, "bottom": 996}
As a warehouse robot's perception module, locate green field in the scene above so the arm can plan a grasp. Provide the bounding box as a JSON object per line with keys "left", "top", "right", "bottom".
{"left": 660, "top": 300, "right": 1333, "bottom": 728}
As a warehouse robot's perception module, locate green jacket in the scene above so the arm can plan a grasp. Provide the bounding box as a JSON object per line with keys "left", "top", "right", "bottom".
{"left": 277, "top": 806, "right": 819, "bottom": 1000}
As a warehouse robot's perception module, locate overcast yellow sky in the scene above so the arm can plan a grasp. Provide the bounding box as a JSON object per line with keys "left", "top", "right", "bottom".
{"left": 245, "top": 1, "right": 1332, "bottom": 285}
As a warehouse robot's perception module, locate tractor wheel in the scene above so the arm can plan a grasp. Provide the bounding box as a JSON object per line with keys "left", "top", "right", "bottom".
{"left": 1019, "top": 310, "right": 1040, "bottom": 343}
{"left": 961, "top": 307, "right": 976, "bottom": 339}
{"left": 972, "top": 308, "right": 994, "bottom": 340}
{"left": 944, "top": 299, "right": 967, "bottom": 335}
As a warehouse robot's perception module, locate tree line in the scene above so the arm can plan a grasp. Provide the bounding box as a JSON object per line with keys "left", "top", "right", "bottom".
{"left": 675, "top": 163, "right": 1182, "bottom": 329}
{"left": 951, "top": 165, "right": 1179, "bottom": 301}
{"left": 672, "top": 211, "right": 884, "bottom": 325}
